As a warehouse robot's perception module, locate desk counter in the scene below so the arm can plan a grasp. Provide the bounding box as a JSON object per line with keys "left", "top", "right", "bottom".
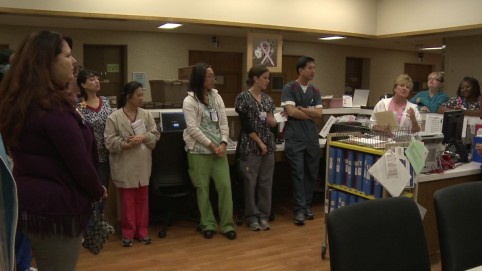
{"left": 416, "top": 161, "right": 481, "bottom": 255}
{"left": 146, "top": 107, "right": 373, "bottom": 117}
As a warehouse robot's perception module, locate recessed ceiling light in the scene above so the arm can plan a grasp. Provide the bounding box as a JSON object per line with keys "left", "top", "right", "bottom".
{"left": 158, "top": 23, "right": 182, "bottom": 29}
{"left": 419, "top": 45, "right": 446, "bottom": 51}
{"left": 318, "top": 36, "right": 346, "bottom": 41}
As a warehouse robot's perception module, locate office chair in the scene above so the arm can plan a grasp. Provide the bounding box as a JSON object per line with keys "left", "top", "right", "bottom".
{"left": 150, "top": 130, "right": 198, "bottom": 238}
{"left": 327, "top": 197, "right": 431, "bottom": 271}
{"left": 434, "top": 181, "right": 482, "bottom": 271}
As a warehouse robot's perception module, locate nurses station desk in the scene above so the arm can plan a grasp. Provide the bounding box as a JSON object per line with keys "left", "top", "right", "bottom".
{"left": 146, "top": 108, "right": 481, "bottom": 255}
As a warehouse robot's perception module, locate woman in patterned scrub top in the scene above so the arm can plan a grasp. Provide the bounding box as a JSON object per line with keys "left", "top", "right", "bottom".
{"left": 77, "top": 69, "right": 112, "bottom": 188}
{"left": 438, "top": 76, "right": 481, "bottom": 117}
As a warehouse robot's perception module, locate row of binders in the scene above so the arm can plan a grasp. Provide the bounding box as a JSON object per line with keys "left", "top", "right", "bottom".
{"left": 328, "top": 147, "right": 384, "bottom": 198}
{"left": 328, "top": 189, "right": 368, "bottom": 212}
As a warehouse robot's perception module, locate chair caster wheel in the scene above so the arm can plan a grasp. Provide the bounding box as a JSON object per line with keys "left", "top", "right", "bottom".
{"left": 235, "top": 216, "right": 244, "bottom": 226}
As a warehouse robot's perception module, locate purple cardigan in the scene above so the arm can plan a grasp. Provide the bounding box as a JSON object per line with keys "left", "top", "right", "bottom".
{"left": 11, "top": 102, "right": 105, "bottom": 237}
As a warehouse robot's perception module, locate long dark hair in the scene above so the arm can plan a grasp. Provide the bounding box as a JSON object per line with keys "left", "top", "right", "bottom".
{"left": 118, "top": 81, "right": 143, "bottom": 108}
{"left": 0, "top": 31, "right": 72, "bottom": 147}
{"left": 189, "top": 63, "right": 210, "bottom": 106}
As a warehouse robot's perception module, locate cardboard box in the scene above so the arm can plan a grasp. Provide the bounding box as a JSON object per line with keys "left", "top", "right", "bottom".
{"left": 329, "top": 98, "right": 344, "bottom": 108}
{"left": 149, "top": 80, "right": 188, "bottom": 106}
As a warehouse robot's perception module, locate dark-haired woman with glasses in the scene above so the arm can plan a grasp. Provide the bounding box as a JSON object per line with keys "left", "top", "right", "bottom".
{"left": 182, "top": 63, "right": 237, "bottom": 240}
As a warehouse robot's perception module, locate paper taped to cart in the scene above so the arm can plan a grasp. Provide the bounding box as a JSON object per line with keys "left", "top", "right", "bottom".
{"left": 368, "top": 151, "right": 411, "bottom": 197}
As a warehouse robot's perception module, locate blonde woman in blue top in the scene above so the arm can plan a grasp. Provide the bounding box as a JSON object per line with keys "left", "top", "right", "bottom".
{"left": 235, "top": 64, "right": 277, "bottom": 231}
{"left": 409, "top": 72, "right": 448, "bottom": 113}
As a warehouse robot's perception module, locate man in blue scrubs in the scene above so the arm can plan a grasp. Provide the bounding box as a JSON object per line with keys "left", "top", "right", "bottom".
{"left": 281, "top": 56, "right": 323, "bottom": 225}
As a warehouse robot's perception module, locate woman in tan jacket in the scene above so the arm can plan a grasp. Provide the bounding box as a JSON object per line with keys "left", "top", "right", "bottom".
{"left": 104, "top": 81, "right": 160, "bottom": 247}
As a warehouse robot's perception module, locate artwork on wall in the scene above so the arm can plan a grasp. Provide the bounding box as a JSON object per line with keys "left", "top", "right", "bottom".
{"left": 247, "top": 33, "right": 283, "bottom": 73}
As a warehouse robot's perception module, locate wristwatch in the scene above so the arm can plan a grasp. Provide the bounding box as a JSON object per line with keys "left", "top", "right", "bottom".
{"left": 297, "top": 106, "right": 303, "bottom": 110}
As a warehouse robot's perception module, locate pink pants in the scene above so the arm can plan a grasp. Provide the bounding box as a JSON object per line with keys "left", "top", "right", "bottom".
{"left": 119, "top": 186, "right": 149, "bottom": 239}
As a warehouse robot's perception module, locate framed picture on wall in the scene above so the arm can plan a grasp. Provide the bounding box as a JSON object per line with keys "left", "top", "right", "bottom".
{"left": 247, "top": 33, "right": 283, "bottom": 73}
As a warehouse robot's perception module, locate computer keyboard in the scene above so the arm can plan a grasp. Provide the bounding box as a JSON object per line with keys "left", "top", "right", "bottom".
{"left": 417, "top": 131, "right": 443, "bottom": 137}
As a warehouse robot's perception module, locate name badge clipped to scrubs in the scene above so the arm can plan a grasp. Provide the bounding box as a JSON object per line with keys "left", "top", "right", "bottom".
{"left": 210, "top": 108, "right": 219, "bottom": 122}
{"left": 259, "top": 111, "right": 267, "bottom": 121}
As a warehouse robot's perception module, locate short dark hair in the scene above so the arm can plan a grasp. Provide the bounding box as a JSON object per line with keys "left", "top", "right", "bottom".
{"left": 246, "top": 64, "right": 269, "bottom": 87}
{"left": 118, "top": 81, "right": 143, "bottom": 108}
{"left": 457, "top": 76, "right": 481, "bottom": 98}
{"left": 296, "top": 56, "right": 315, "bottom": 74}
{"left": 77, "top": 69, "right": 98, "bottom": 99}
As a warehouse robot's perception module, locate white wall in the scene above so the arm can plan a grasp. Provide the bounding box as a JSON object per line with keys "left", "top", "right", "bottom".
{"left": 0, "top": 0, "right": 378, "bottom": 36}
{"left": 377, "top": 0, "right": 482, "bottom": 35}
{"left": 2, "top": 0, "right": 481, "bottom": 37}
{"left": 0, "top": 25, "right": 441, "bottom": 106}
{"left": 444, "top": 35, "right": 482, "bottom": 96}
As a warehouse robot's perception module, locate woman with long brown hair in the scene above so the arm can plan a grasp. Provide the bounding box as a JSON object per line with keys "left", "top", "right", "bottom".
{"left": 0, "top": 31, "right": 106, "bottom": 271}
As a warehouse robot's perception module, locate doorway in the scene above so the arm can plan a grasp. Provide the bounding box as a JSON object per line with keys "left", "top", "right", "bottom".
{"left": 83, "top": 45, "right": 127, "bottom": 98}
{"left": 404, "top": 63, "right": 433, "bottom": 98}
{"left": 345, "top": 57, "right": 371, "bottom": 95}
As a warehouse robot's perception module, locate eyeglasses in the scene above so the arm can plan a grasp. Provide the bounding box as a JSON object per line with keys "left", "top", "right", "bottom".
{"left": 428, "top": 77, "right": 442, "bottom": 82}
{"left": 205, "top": 74, "right": 216, "bottom": 81}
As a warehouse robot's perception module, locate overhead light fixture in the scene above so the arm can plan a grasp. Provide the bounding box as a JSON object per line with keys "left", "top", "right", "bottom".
{"left": 158, "top": 23, "right": 182, "bottom": 29}
{"left": 318, "top": 36, "right": 346, "bottom": 41}
{"left": 419, "top": 45, "right": 446, "bottom": 51}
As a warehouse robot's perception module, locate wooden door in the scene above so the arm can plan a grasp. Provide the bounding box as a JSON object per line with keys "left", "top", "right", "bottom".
{"left": 84, "top": 45, "right": 127, "bottom": 98}
{"left": 345, "top": 57, "right": 363, "bottom": 94}
{"left": 404, "top": 63, "right": 433, "bottom": 98}
{"left": 189, "top": 51, "right": 242, "bottom": 107}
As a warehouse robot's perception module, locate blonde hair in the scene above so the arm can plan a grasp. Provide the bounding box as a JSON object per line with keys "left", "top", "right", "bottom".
{"left": 393, "top": 74, "right": 413, "bottom": 91}
{"left": 428, "top": 71, "right": 444, "bottom": 82}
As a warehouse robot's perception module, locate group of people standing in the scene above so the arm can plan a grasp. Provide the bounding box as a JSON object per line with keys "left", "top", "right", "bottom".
{"left": 9, "top": 29, "right": 478, "bottom": 271}
{"left": 0, "top": 31, "right": 160, "bottom": 271}
{"left": 0, "top": 30, "right": 324, "bottom": 271}
{"left": 182, "top": 56, "right": 323, "bottom": 239}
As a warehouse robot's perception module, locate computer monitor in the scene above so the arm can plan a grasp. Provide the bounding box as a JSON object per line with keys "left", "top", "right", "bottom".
{"left": 441, "top": 109, "right": 468, "bottom": 162}
{"left": 160, "top": 112, "right": 186, "bottom": 132}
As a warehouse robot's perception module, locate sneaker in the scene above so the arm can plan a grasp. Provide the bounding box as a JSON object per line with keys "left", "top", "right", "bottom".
{"left": 305, "top": 208, "right": 315, "bottom": 220}
{"left": 294, "top": 212, "right": 305, "bottom": 226}
{"left": 248, "top": 221, "right": 261, "bottom": 231}
{"left": 121, "top": 238, "right": 133, "bottom": 247}
{"left": 25, "top": 268, "right": 38, "bottom": 271}
{"left": 259, "top": 220, "right": 270, "bottom": 230}
{"left": 136, "top": 237, "right": 152, "bottom": 244}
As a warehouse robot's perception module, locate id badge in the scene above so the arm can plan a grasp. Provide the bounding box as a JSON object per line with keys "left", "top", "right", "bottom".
{"left": 260, "top": 111, "right": 267, "bottom": 121}
{"left": 210, "top": 109, "right": 219, "bottom": 122}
